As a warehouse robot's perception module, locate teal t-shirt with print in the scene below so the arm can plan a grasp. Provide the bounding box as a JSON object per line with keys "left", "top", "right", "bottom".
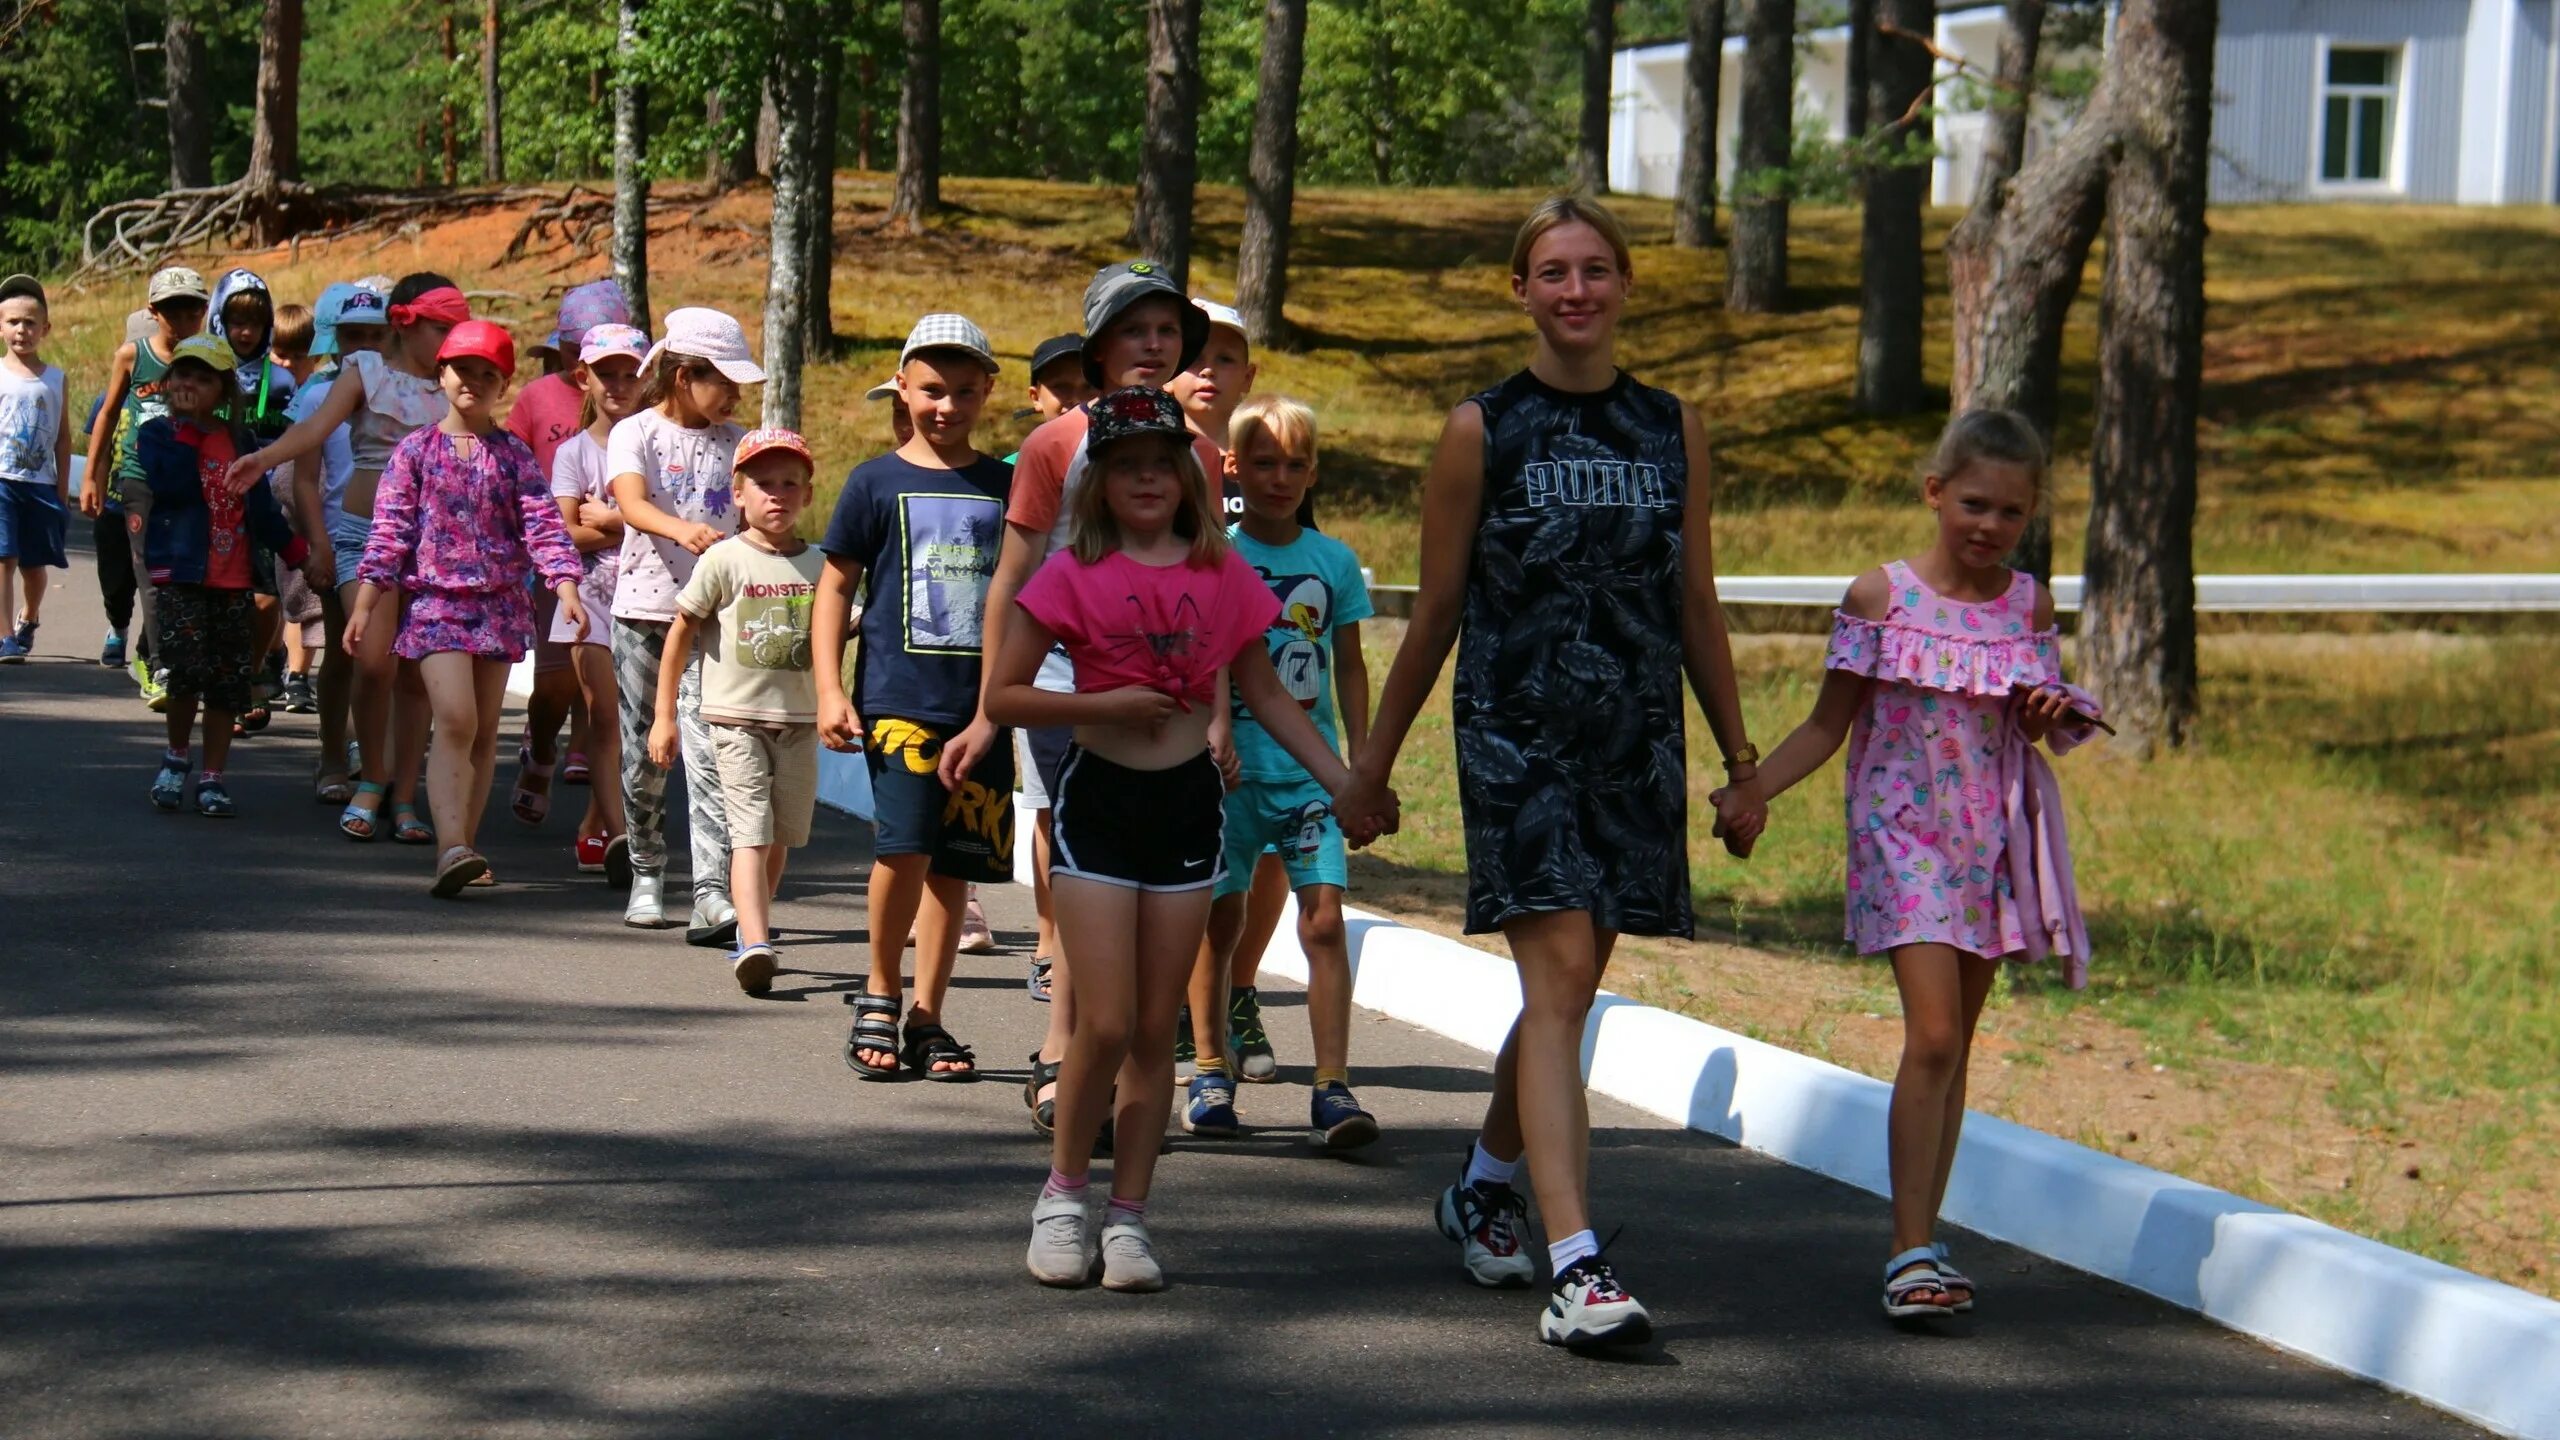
{"left": 1227, "top": 525, "right": 1372, "bottom": 782}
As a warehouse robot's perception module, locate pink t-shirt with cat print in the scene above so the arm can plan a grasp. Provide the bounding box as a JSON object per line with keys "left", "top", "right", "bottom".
{"left": 1015, "top": 547, "right": 1279, "bottom": 712}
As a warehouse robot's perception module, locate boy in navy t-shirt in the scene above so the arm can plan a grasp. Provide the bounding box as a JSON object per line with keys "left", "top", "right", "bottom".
{"left": 813, "top": 314, "right": 1015, "bottom": 1084}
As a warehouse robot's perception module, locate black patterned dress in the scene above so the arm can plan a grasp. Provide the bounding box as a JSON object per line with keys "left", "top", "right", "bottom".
{"left": 1453, "top": 369, "right": 1693, "bottom": 938}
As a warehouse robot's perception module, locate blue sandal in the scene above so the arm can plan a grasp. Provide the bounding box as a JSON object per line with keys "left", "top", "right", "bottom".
{"left": 339, "top": 780, "right": 388, "bottom": 840}
{"left": 391, "top": 803, "right": 434, "bottom": 845}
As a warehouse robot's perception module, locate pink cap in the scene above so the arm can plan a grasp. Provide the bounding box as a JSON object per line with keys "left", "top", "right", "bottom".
{"left": 578, "top": 323, "right": 650, "bottom": 366}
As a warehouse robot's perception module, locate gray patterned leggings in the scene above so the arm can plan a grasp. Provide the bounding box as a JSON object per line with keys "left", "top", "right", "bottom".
{"left": 612, "top": 617, "right": 731, "bottom": 902}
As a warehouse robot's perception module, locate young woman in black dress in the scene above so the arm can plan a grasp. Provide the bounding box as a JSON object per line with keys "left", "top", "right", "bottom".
{"left": 1339, "top": 195, "right": 1767, "bottom": 1349}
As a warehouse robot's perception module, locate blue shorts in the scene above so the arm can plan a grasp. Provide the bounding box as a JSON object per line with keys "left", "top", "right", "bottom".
{"left": 0, "top": 479, "right": 68, "bottom": 569}
{"left": 1215, "top": 774, "right": 1346, "bottom": 900}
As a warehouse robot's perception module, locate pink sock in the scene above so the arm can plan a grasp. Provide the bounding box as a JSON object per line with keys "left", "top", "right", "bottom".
{"left": 1106, "top": 1196, "right": 1146, "bottom": 1221}
{"left": 1042, "top": 1168, "right": 1087, "bottom": 1199}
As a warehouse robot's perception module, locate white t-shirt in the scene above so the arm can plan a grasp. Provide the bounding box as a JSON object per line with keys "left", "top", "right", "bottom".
{"left": 0, "top": 364, "right": 66, "bottom": 486}
{"left": 550, "top": 429, "right": 621, "bottom": 642}
{"left": 605, "top": 407, "right": 745, "bottom": 623}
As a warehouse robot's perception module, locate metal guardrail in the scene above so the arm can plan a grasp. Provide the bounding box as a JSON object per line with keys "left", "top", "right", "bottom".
{"left": 1369, "top": 574, "right": 2560, "bottom": 614}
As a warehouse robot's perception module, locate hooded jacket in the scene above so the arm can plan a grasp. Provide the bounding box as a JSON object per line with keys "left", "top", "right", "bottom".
{"left": 135, "top": 415, "right": 305, "bottom": 587}
{"left": 210, "top": 268, "right": 297, "bottom": 442}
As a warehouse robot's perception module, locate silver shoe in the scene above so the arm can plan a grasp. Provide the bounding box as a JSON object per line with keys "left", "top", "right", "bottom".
{"left": 623, "top": 872, "right": 667, "bottom": 929}
{"left": 686, "top": 892, "right": 738, "bottom": 948}
{"left": 1099, "top": 1212, "right": 1165, "bottom": 1293}
{"left": 1026, "top": 1192, "right": 1096, "bottom": 1287}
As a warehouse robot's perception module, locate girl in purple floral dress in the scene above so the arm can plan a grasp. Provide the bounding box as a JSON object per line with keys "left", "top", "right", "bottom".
{"left": 352, "top": 321, "right": 586, "bottom": 897}
{"left": 1744, "top": 410, "right": 2104, "bottom": 1324}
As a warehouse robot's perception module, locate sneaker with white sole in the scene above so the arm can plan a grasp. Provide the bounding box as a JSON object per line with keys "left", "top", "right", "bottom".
{"left": 624, "top": 873, "right": 667, "bottom": 928}
{"left": 1099, "top": 1212, "right": 1165, "bottom": 1292}
{"left": 732, "top": 942, "right": 779, "bottom": 997}
{"left": 1229, "top": 986, "right": 1278, "bottom": 1082}
{"left": 1540, "top": 1256, "right": 1653, "bottom": 1349}
{"left": 1026, "top": 1192, "right": 1096, "bottom": 1287}
{"left": 1181, "top": 1072, "right": 1238, "bottom": 1138}
{"left": 1434, "top": 1159, "right": 1536, "bottom": 1289}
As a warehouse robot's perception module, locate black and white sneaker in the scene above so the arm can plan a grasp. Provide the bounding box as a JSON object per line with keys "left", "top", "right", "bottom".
{"left": 1433, "top": 1162, "right": 1536, "bottom": 1288}
{"left": 1540, "top": 1257, "right": 1653, "bottom": 1350}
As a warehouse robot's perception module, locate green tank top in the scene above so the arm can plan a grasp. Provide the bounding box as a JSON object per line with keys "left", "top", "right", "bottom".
{"left": 113, "top": 340, "right": 174, "bottom": 485}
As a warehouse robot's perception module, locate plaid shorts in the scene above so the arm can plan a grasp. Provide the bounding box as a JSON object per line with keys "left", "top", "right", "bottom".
{"left": 155, "top": 584, "right": 259, "bottom": 713}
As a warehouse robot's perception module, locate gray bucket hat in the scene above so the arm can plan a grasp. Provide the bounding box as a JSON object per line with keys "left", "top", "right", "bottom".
{"left": 1080, "top": 261, "right": 1207, "bottom": 388}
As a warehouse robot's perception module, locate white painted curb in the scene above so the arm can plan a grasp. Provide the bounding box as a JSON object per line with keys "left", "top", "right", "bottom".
{"left": 499, "top": 666, "right": 2560, "bottom": 1435}
{"left": 1239, "top": 895, "right": 2560, "bottom": 1440}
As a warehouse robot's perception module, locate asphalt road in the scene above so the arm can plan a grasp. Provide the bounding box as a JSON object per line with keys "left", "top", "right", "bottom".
{"left": 0, "top": 550, "right": 2484, "bottom": 1438}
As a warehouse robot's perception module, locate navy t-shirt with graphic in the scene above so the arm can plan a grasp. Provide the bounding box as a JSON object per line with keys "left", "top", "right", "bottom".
{"left": 819, "top": 451, "right": 1012, "bottom": 728}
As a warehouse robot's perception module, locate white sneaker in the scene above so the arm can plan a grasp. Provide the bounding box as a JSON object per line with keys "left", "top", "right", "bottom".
{"left": 959, "top": 888, "right": 997, "bottom": 953}
{"left": 1099, "top": 1212, "right": 1165, "bottom": 1292}
{"left": 623, "top": 873, "right": 666, "bottom": 929}
{"left": 1540, "top": 1257, "right": 1653, "bottom": 1349}
{"left": 1026, "top": 1192, "right": 1096, "bottom": 1287}
{"left": 1434, "top": 1164, "right": 1536, "bottom": 1289}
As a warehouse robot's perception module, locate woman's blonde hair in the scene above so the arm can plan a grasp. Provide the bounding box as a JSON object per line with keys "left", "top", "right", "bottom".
{"left": 1510, "top": 192, "right": 1634, "bottom": 280}
{"left": 1228, "top": 393, "right": 1317, "bottom": 468}
{"left": 1068, "top": 434, "right": 1229, "bottom": 568}
{"left": 1925, "top": 408, "right": 2051, "bottom": 508}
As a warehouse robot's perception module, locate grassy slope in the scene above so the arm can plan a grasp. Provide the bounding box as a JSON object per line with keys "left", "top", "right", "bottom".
{"left": 37, "top": 176, "right": 2559, "bottom": 1291}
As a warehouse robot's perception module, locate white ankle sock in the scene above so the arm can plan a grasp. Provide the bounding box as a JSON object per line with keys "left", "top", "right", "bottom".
{"left": 1547, "top": 1228, "right": 1599, "bottom": 1275}
{"left": 1463, "top": 1141, "right": 1521, "bottom": 1192}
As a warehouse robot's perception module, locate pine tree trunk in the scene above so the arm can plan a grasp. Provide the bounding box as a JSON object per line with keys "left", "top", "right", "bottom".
{"left": 1366, "top": 1, "right": 1394, "bottom": 185}
{"left": 763, "top": 4, "right": 821, "bottom": 431}
{"left": 1576, "top": 0, "right": 1614, "bottom": 193}
{"left": 890, "top": 0, "right": 940, "bottom": 231}
{"left": 245, "top": 0, "right": 304, "bottom": 245}
{"left": 1973, "top": 0, "right": 2047, "bottom": 207}
{"left": 1845, "top": 0, "right": 1873, "bottom": 140}
{"left": 706, "top": 89, "right": 753, "bottom": 188}
{"left": 857, "top": 50, "right": 878, "bottom": 171}
{"left": 482, "top": 0, "right": 504, "bottom": 181}
{"left": 612, "top": 0, "right": 651, "bottom": 332}
{"left": 1673, "top": 0, "right": 1726, "bottom": 248}
{"left": 1134, "top": 0, "right": 1202, "bottom": 285}
{"left": 441, "top": 13, "right": 460, "bottom": 187}
{"left": 806, "top": 6, "right": 847, "bottom": 357}
{"left": 1727, "top": 0, "right": 1793, "bottom": 313}
{"left": 164, "top": 4, "right": 213, "bottom": 190}
{"left": 1236, "top": 0, "right": 1308, "bottom": 346}
{"left": 2082, "top": 0, "right": 2214, "bottom": 754}
{"left": 1854, "top": 0, "right": 1931, "bottom": 415}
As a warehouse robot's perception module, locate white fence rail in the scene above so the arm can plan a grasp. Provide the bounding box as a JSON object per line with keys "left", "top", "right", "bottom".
{"left": 1373, "top": 575, "right": 2560, "bottom": 614}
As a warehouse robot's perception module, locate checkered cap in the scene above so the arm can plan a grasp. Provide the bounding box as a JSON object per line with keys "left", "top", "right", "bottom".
{"left": 899, "top": 313, "right": 999, "bottom": 374}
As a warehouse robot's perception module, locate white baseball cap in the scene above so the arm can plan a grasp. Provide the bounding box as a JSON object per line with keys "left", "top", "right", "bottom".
{"left": 1194, "top": 298, "right": 1250, "bottom": 348}
{"left": 644, "top": 306, "right": 765, "bottom": 384}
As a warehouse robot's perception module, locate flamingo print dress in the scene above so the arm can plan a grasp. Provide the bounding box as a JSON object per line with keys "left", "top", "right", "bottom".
{"left": 1824, "top": 561, "right": 2064, "bottom": 958}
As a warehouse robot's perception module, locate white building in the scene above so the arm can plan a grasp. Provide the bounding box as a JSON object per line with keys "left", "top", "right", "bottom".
{"left": 1609, "top": 0, "right": 2560, "bottom": 206}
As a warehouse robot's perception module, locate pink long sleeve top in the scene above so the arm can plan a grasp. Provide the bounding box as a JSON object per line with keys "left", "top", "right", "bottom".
{"left": 357, "top": 424, "right": 583, "bottom": 597}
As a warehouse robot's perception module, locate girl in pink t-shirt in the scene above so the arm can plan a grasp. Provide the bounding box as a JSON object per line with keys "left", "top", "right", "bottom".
{"left": 987, "top": 386, "right": 1399, "bottom": 1294}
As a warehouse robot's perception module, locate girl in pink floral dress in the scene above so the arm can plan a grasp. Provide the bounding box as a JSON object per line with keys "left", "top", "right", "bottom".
{"left": 350, "top": 321, "right": 586, "bottom": 897}
{"left": 1744, "top": 410, "right": 2104, "bottom": 1324}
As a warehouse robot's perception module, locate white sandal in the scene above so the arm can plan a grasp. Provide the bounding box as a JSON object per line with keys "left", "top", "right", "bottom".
{"left": 1883, "top": 1245, "right": 1955, "bottom": 1320}
{"left": 1932, "top": 1241, "right": 1976, "bottom": 1312}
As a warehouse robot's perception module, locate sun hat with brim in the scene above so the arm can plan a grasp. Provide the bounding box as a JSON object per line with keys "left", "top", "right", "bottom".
{"left": 148, "top": 267, "right": 210, "bottom": 305}
{"left": 1193, "top": 298, "right": 1250, "bottom": 348}
{"left": 734, "top": 427, "right": 815, "bottom": 475}
{"left": 1028, "top": 333, "right": 1085, "bottom": 380}
{"left": 1080, "top": 261, "right": 1207, "bottom": 388}
{"left": 899, "top": 313, "right": 1000, "bottom": 375}
{"left": 646, "top": 307, "right": 765, "bottom": 384}
{"left": 168, "top": 334, "right": 240, "bottom": 372}
{"left": 437, "top": 319, "right": 517, "bottom": 379}
{"left": 543, "top": 279, "right": 634, "bottom": 353}
{"left": 1084, "top": 385, "right": 1190, "bottom": 454}
{"left": 578, "top": 323, "right": 650, "bottom": 367}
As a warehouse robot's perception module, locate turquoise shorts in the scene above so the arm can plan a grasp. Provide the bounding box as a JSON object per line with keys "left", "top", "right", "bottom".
{"left": 1215, "top": 774, "right": 1346, "bottom": 900}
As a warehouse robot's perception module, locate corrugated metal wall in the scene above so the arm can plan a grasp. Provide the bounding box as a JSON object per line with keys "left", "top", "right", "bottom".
{"left": 2211, "top": 0, "right": 2472, "bottom": 202}
{"left": 2506, "top": 0, "right": 2555, "bottom": 200}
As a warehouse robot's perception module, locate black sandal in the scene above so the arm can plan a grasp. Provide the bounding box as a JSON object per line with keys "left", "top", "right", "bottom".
{"left": 1025, "top": 1052, "right": 1061, "bottom": 1134}
{"left": 844, "top": 993, "right": 902, "bottom": 1080}
{"left": 901, "top": 1017, "right": 978, "bottom": 1083}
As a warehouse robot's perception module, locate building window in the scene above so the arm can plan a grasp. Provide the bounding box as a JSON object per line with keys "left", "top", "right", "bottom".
{"left": 2320, "top": 46, "right": 2398, "bottom": 186}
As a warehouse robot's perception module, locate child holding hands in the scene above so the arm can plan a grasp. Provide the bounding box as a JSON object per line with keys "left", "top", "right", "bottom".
{"left": 652, "top": 429, "right": 825, "bottom": 996}
{"left": 1736, "top": 409, "right": 2103, "bottom": 1322}
{"left": 348, "top": 321, "right": 587, "bottom": 896}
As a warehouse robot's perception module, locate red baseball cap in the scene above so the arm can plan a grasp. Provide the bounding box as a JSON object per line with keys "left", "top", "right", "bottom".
{"left": 436, "top": 320, "right": 517, "bottom": 379}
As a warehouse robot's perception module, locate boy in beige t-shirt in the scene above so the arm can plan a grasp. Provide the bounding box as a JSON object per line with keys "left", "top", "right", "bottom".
{"left": 652, "top": 428, "right": 825, "bottom": 995}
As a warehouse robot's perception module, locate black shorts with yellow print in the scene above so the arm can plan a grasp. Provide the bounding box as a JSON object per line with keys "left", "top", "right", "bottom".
{"left": 864, "top": 715, "right": 1016, "bottom": 884}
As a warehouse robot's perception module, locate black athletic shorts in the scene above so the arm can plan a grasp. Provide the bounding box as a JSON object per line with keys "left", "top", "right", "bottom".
{"left": 1051, "top": 746, "right": 1225, "bottom": 894}
{"left": 865, "top": 715, "right": 1016, "bottom": 884}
